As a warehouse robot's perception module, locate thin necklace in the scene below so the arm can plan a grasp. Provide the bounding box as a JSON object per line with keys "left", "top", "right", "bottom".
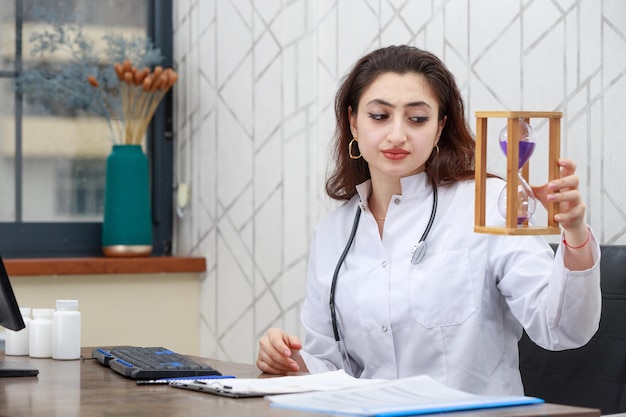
{"left": 370, "top": 204, "right": 386, "bottom": 221}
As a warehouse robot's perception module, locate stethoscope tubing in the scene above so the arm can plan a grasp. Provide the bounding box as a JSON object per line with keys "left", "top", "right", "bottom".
{"left": 329, "top": 207, "right": 361, "bottom": 341}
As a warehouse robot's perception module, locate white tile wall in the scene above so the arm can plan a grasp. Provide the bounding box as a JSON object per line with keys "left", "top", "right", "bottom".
{"left": 173, "top": 0, "right": 626, "bottom": 364}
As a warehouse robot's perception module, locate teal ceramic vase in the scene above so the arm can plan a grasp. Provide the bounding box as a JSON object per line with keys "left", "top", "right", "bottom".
{"left": 102, "top": 145, "right": 152, "bottom": 257}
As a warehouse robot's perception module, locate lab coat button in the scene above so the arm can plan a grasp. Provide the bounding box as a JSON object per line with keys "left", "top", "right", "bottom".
{"left": 381, "top": 325, "right": 388, "bottom": 333}
{"left": 381, "top": 261, "right": 387, "bottom": 268}
{"left": 394, "top": 198, "right": 401, "bottom": 204}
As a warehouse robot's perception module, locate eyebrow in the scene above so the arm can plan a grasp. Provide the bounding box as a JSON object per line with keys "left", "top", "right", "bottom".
{"left": 366, "top": 98, "right": 433, "bottom": 109}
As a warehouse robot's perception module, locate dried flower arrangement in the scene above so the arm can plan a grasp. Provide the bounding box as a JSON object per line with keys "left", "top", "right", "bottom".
{"left": 87, "top": 61, "right": 178, "bottom": 145}
{"left": 17, "top": 14, "right": 176, "bottom": 146}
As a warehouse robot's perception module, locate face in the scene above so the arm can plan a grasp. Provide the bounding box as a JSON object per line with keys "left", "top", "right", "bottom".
{"left": 349, "top": 72, "right": 445, "bottom": 183}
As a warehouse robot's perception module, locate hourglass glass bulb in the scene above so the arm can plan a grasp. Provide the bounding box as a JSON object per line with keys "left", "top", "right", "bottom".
{"left": 497, "top": 119, "right": 538, "bottom": 225}
{"left": 498, "top": 119, "right": 536, "bottom": 168}
{"left": 497, "top": 180, "right": 537, "bottom": 225}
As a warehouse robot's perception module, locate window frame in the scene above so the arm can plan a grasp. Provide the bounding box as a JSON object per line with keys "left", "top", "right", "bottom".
{"left": 0, "top": 0, "right": 174, "bottom": 258}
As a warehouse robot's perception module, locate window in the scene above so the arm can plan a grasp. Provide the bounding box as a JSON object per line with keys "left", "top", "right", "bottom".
{"left": 56, "top": 159, "right": 106, "bottom": 218}
{"left": 0, "top": 0, "right": 173, "bottom": 257}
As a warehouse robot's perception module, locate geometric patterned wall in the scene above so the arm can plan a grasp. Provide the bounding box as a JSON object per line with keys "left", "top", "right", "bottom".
{"left": 172, "top": 0, "right": 626, "bottom": 363}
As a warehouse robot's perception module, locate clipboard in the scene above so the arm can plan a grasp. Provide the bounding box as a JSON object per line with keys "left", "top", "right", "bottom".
{"left": 170, "top": 379, "right": 265, "bottom": 398}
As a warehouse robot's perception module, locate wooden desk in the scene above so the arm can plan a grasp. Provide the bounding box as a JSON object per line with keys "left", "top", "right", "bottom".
{"left": 0, "top": 348, "right": 600, "bottom": 417}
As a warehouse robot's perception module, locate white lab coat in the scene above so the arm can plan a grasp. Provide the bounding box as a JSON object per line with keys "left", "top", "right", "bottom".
{"left": 299, "top": 172, "right": 601, "bottom": 396}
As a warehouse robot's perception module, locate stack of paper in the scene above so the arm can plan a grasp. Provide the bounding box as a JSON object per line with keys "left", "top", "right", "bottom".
{"left": 266, "top": 374, "right": 543, "bottom": 416}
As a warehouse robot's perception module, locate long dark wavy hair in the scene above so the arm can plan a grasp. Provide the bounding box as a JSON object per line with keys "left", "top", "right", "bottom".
{"left": 325, "top": 45, "right": 476, "bottom": 201}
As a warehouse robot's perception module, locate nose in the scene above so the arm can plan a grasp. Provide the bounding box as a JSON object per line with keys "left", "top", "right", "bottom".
{"left": 387, "top": 119, "right": 407, "bottom": 144}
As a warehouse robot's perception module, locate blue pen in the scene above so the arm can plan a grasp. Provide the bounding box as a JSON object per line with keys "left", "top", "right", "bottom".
{"left": 137, "top": 375, "right": 236, "bottom": 385}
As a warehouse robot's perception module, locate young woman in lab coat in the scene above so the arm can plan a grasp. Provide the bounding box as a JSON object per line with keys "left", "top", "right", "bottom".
{"left": 256, "top": 45, "right": 601, "bottom": 396}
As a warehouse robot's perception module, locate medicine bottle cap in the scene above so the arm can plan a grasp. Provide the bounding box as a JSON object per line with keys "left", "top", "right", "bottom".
{"left": 56, "top": 299, "right": 79, "bottom": 310}
{"left": 32, "top": 308, "right": 54, "bottom": 318}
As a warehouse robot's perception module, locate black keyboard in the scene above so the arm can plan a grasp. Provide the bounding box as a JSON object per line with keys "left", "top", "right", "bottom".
{"left": 92, "top": 346, "right": 222, "bottom": 380}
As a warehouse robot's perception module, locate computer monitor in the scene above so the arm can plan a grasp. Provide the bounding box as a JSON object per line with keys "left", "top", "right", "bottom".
{"left": 0, "top": 253, "right": 39, "bottom": 377}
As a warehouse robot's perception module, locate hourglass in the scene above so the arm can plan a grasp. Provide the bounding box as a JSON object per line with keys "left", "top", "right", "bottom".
{"left": 497, "top": 119, "right": 537, "bottom": 225}
{"left": 474, "top": 111, "right": 562, "bottom": 235}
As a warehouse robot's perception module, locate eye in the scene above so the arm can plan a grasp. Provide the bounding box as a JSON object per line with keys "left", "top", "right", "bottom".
{"left": 410, "top": 116, "right": 429, "bottom": 124}
{"left": 368, "top": 113, "right": 387, "bottom": 121}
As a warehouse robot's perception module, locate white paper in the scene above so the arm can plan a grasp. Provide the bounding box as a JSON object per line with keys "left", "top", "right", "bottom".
{"left": 266, "top": 374, "right": 543, "bottom": 416}
{"left": 172, "top": 370, "right": 383, "bottom": 395}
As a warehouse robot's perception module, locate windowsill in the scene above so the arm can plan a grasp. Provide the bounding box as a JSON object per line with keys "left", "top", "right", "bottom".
{"left": 4, "top": 256, "right": 206, "bottom": 276}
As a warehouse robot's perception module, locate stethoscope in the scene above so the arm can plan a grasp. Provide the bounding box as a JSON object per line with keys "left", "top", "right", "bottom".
{"left": 329, "top": 183, "right": 438, "bottom": 376}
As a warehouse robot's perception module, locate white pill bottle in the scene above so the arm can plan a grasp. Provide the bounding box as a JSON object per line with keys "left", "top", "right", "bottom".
{"left": 30, "top": 308, "right": 54, "bottom": 358}
{"left": 51, "top": 299, "right": 81, "bottom": 360}
{"left": 5, "top": 307, "right": 31, "bottom": 355}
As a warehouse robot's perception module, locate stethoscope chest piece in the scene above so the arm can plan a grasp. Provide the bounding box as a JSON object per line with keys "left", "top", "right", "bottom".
{"left": 411, "top": 241, "right": 427, "bottom": 264}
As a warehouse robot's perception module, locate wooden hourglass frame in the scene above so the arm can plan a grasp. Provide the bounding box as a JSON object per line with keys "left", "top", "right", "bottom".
{"left": 474, "top": 111, "right": 562, "bottom": 235}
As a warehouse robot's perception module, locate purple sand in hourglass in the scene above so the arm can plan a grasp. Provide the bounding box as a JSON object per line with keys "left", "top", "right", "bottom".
{"left": 499, "top": 141, "right": 537, "bottom": 168}
{"left": 498, "top": 140, "right": 537, "bottom": 225}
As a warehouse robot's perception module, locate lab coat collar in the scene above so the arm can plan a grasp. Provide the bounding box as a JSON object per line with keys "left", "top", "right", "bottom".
{"left": 355, "top": 172, "right": 431, "bottom": 213}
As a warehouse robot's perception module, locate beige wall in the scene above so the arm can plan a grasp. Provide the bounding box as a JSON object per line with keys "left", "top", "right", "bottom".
{"left": 9, "top": 272, "right": 201, "bottom": 356}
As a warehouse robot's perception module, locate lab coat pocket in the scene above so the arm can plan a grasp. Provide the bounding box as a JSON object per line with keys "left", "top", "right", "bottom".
{"left": 409, "top": 249, "right": 476, "bottom": 328}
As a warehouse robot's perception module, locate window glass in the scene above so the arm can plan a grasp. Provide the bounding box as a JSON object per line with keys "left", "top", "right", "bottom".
{"left": 0, "top": 78, "right": 15, "bottom": 221}
{"left": 0, "top": 3, "right": 16, "bottom": 72}
{"left": 19, "top": 0, "right": 148, "bottom": 222}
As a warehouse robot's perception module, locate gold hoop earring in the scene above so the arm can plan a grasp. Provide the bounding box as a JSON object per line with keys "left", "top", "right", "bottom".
{"left": 435, "top": 144, "right": 440, "bottom": 156}
{"left": 348, "top": 138, "right": 362, "bottom": 159}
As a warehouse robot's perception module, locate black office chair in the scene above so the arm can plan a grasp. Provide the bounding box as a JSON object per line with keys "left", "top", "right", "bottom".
{"left": 518, "top": 245, "right": 626, "bottom": 415}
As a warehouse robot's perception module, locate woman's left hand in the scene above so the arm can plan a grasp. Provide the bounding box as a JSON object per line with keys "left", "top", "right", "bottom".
{"left": 532, "top": 158, "right": 593, "bottom": 269}
{"left": 531, "top": 158, "right": 587, "bottom": 238}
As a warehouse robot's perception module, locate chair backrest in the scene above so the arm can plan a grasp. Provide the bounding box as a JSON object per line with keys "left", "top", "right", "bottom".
{"left": 518, "top": 245, "right": 626, "bottom": 415}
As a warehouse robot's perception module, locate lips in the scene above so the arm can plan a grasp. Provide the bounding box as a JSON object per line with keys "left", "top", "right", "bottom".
{"left": 382, "top": 149, "right": 409, "bottom": 160}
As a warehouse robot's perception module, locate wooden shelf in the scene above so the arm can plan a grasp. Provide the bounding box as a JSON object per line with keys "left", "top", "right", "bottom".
{"left": 4, "top": 256, "right": 206, "bottom": 276}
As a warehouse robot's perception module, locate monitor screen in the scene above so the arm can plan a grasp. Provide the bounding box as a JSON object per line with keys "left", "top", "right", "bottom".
{"left": 0, "top": 253, "right": 39, "bottom": 377}
{"left": 0, "top": 254, "right": 25, "bottom": 332}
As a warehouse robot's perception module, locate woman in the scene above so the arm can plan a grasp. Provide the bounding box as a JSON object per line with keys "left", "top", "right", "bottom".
{"left": 256, "top": 45, "right": 601, "bottom": 396}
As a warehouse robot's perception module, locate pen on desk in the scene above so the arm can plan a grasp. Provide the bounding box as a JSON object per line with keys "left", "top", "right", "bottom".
{"left": 136, "top": 375, "right": 236, "bottom": 385}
